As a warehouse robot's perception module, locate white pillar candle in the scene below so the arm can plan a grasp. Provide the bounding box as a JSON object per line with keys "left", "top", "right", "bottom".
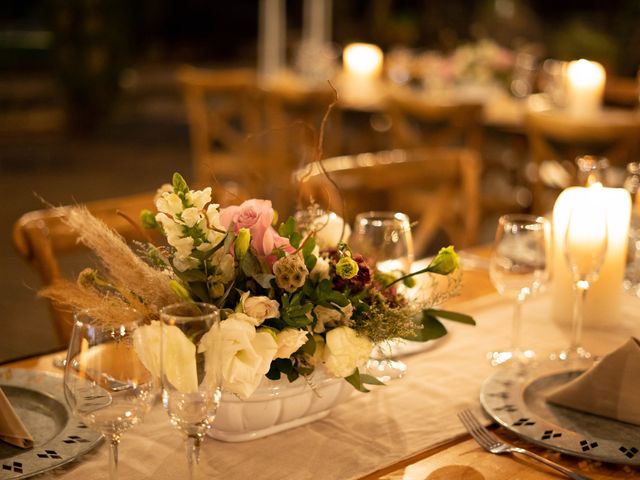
{"left": 565, "top": 59, "right": 606, "bottom": 117}
{"left": 258, "top": 0, "right": 286, "bottom": 80}
{"left": 340, "top": 43, "right": 383, "bottom": 103}
{"left": 551, "top": 186, "right": 631, "bottom": 327}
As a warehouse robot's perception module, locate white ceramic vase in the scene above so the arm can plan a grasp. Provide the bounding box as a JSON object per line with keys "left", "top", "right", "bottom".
{"left": 209, "top": 368, "right": 353, "bottom": 442}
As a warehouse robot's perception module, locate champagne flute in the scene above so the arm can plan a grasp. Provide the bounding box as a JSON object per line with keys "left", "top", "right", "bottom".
{"left": 64, "top": 308, "right": 156, "bottom": 480}
{"left": 160, "top": 302, "right": 222, "bottom": 480}
{"left": 559, "top": 197, "right": 608, "bottom": 363}
{"left": 350, "top": 211, "right": 414, "bottom": 381}
{"left": 488, "top": 214, "right": 550, "bottom": 366}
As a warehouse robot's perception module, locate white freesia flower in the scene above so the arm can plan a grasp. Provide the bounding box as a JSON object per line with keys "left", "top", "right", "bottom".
{"left": 323, "top": 326, "right": 372, "bottom": 378}
{"left": 309, "top": 255, "right": 330, "bottom": 281}
{"left": 180, "top": 207, "right": 202, "bottom": 228}
{"left": 173, "top": 255, "right": 200, "bottom": 272}
{"left": 133, "top": 321, "right": 198, "bottom": 394}
{"left": 274, "top": 328, "right": 308, "bottom": 359}
{"left": 313, "top": 212, "right": 351, "bottom": 249}
{"left": 170, "top": 236, "right": 195, "bottom": 259}
{"left": 240, "top": 292, "right": 280, "bottom": 323}
{"left": 186, "top": 187, "right": 212, "bottom": 210}
{"left": 199, "top": 314, "right": 278, "bottom": 400}
{"left": 155, "top": 214, "right": 183, "bottom": 239}
{"left": 156, "top": 192, "right": 184, "bottom": 215}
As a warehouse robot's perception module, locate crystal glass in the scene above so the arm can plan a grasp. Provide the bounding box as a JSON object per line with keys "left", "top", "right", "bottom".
{"left": 350, "top": 211, "right": 414, "bottom": 381}
{"left": 559, "top": 200, "right": 608, "bottom": 363}
{"left": 64, "top": 308, "right": 156, "bottom": 480}
{"left": 488, "top": 214, "right": 550, "bottom": 366}
{"left": 623, "top": 162, "right": 640, "bottom": 296}
{"left": 160, "top": 302, "right": 222, "bottom": 480}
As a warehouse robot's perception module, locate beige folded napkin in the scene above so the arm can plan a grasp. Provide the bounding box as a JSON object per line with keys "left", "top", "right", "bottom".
{"left": 547, "top": 337, "right": 640, "bottom": 426}
{"left": 0, "top": 387, "right": 34, "bottom": 448}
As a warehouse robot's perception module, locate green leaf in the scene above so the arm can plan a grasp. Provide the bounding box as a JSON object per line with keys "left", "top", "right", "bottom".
{"left": 253, "top": 273, "right": 275, "bottom": 289}
{"left": 176, "top": 269, "right": 208, "bottom": 283}
{"left": 359, "top": 373, "right": 385, "bottom": 386}
{"left": 278, "top": 216, "right": 296, "bottom": 238}
{"left": 241, "top": 251, "right": 262, "bottom": 278}
{"left": 324, "top": 291, "right": 349, "bottom": 308}
{"left": 300, "top": 333, "right": 315, "bottom": 355}
{"left": 302, "top": 237, "right": 316, "bottom": 256}
{"left": 290, "top": 231, "right": 302, "bottom": 249}
{"left": 426, "top": 309, "right": 476, "bottom": 325}
{"left": 345, "top": 369, "right": 372, "bottom": 393}
{"left": 405, "top": 313, "right": 448, "bottom": 342}
{"left": 305, "top": 255, "right": 317, "bottom": 273}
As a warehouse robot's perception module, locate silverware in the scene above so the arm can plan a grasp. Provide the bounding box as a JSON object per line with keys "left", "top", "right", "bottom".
{"left": 457, "top": 409, "right": 593, "bottom": 480}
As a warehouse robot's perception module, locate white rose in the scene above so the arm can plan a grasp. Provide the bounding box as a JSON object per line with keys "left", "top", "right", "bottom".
{"left": 240, "top": 292, "right": 280, "bottom": 323}
{"left": 156, "top": 192, "right": 184, "bottom": 215}
{"left": 186, "top": 187, "right": 212, "bottom": 210}
{"left": 323, "top": 326, "right": 372, "bottom": 378}
{"left": 180, "top": 207, "right": 202, "bottom": 228}
{"left": 313, "top": 212, "right": 351, "bottom": 250}
{"left": 199, "top": 314, "right": 277, "bottom": 400}
{"left": 227, "top": 311, "right": 262, "bottom": 327}
{"left": 313, "top": 303, "right": 353, "bottom": 333}
{"left": 309, "top": 256, "right": 330, "bottom": 282}
{"left": 274, "top": 328, "right": 308, "bottom": 359}
{"left": 133, "top": 321, "right": 198, "bottom": 394}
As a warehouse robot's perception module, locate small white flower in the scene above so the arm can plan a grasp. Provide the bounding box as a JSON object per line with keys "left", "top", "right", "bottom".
{"left": 313, "top": 303, "right": 353, "bottom": 333}
{"left": 181, "top": 207, "right": 202, "bottom": 228}
{"left": 309, "top": 255, "right": 330, "bottom": 282}
{"left": 173, "top": 255, "right": 200, "bottom": 272}
{"left": 274, "top": 328, "right": 308, "bottom": 359}
{"left": 169, "top": 236, "right": 195, "bottom": 259}
{"left": 156, "top": 192, "right": 184, "bottom": 215}
{"left": 186, "top": 187, "right": 212, "bottom": 210}
{"left": 156, "top": 214, "right": 183, "bottom": 239}
{"left": 323, "top": 326, "right": 372, "bottom": 378}
{"left": 240, "top": 292, "right": 280, "bottom": 323}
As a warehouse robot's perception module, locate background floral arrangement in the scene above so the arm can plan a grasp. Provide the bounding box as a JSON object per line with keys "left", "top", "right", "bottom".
{"left": 43, "top": 173, "right": 473, "bottom": 400}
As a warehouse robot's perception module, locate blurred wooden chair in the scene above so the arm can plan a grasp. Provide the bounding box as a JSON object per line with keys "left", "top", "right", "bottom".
{"left": 296, "top": 147, "right": 482, "bottom": 255}
{"left": 525, "top": 108, "right": 640, "bottom": 212}
{"left": 386, "top": 90, "right": 484, "bottom": 153}
{"left": 13, "top": 192, "right": 155, "bottom": 344}
{"left": 177, "top": 66, "right": 264, "bottom": 205}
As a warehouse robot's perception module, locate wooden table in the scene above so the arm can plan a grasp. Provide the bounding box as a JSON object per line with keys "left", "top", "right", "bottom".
{"left": 4, "top": 255, "right": 639, "bottom": 480}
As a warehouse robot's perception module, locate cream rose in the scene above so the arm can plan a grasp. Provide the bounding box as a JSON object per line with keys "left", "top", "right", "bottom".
{"left": 240, "top": 292, "right": 280, "bottom": 324}
{"left": 274, "top": 328, "right": 308, "bottom": 359}
{"left": 198, "top": 313, "right": 277, "bottom": 400}
{"left": 309, "top": 255, "right": 330, "bottom": 282}
{"left": 323, "top": 326, "right": 372, "bottom": 378}
{"left": 313, "top": 303, "right": 353, "bottom": 333}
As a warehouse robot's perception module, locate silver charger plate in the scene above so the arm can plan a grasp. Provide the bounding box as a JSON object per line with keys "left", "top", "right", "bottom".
{"left": 480, "top": 364, "right": 640, "bottom": 465}
{"left": 0, "top": 368, "right": 102, "bottom": 479}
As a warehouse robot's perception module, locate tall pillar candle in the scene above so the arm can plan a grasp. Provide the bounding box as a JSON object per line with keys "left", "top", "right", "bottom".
{"left": 340, "top": 43, "right": 383, "bottom": 103}
{"left": 565, "top": 59, "right": 605, "bottom": 117}
{"left": 551, "top": 186, "right": 631, "bottom": 327}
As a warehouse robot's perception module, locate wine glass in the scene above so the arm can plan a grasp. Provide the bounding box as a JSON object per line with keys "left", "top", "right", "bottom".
{"left": 488, "top": 214, "right": 550, "bottom": 366}
{"left": 160, "top": 302, "right": 222, "bottom": 480}
{"left": 350, "top": 211, "right": 414, "bottom": 381}
{"left": 558, "top": 198, "right": 608, "bottom": 363}
{"left": 64, "top": 308, "right": 157, "bottom": 480}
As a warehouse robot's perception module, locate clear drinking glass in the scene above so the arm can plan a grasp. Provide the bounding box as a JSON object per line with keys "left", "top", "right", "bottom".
{"left": 350, "top": 211, "right": 414, "bottom": 381}
{"left": 559, "top": 200, "right": 608, "bottom": 363}
{"left": 160, "top": 302, "right": 222, "bottom": 480}
{"left": 488, "top": 214, "right": 550, "bottom": 366}
{"left": 64, "top": 308, "right": 156, "bottom": 480}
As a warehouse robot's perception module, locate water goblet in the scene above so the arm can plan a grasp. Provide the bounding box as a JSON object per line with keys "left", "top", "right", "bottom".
{"left": 64, "top": 308, "right": 157, "bottom": 480}
{"left": 488, "top": 214, "right": 550, "bottom": 366}
{"left": 350, "top": 211, "right": 414, "bottom": 381}
{"left": 558, "top": 198, "right": 608, "bottom": 363}
{"left": 160, "top": 302, "right": 222, "bottom": 480}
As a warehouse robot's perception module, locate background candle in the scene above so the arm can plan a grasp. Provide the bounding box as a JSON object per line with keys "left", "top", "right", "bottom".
{"left": 565, "top": 59, "right": 605, "bottom": 117}
{"left": 551, "top": 186, "right": 631, "bottom": 327}
{"left": 340, "top": 43, "right": 383, "bottom": 103}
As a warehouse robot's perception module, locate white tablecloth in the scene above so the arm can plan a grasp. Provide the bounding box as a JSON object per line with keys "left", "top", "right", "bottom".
{"left": 40, "top": 292, "right": 640, "bottom": 479}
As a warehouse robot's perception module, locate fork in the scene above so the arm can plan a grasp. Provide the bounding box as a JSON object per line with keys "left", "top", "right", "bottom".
{"left": 457, "top": 409, "right": 593, "bottom": 480}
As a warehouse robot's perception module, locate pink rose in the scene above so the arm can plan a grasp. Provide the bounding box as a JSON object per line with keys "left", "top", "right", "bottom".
{"left": 220, "top": 199, "right": 292, "bottom": 257}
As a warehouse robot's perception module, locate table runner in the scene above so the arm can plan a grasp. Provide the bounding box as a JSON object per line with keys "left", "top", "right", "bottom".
{"left": 38, "top": 292, "right": 640, "bottom": 479}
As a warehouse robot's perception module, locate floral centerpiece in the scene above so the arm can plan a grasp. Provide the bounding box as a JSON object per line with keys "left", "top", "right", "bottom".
{"left": 43, "top": 173, "right": 473, "bottom": 404}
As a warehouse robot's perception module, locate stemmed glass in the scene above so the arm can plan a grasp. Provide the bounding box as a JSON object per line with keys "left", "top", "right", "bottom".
{"left": 558, "top": 199, "right": 608, "bottom": 363}
{"left": 349, "top": 211, "right": 414, "bottom": 381}
{"left": 64, "top": 308, "right": 157, "bottom": 480}
{"left": 488, "top": 214, "right": 550, "bottom": 366}
{"left": 160, "top": 302, "right": 222, "bottom": 480}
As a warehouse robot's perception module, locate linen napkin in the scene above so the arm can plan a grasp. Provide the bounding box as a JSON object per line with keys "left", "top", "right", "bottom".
{"left": 0, "top": 387, "right": 34, "bottom": 448}
{"left": 547, "top": 337, "right": 640, "bottom": 426}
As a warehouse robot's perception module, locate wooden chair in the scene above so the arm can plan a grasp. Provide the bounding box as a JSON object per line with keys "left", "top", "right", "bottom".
{"left": 386, "top": 90, "right": 484, "bottom": 153}
{"left": 177, "top": 66, "right": 264, "bottom": 206}
{"left": 295, "top": 147, "right": 482, "bottom": 256}
{"left": 525, "top": 108, "right": 640, "bottom": 213}
{"left": 13, "top": 192, "right": 155, "bottom": 344}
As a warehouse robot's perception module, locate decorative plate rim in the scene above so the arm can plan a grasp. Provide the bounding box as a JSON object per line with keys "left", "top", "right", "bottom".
{"left": 479, "top": 364, "right": 640, "bottom": 465}
{"left": 0, "top": 368, "right": 103, "bottom": 479}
